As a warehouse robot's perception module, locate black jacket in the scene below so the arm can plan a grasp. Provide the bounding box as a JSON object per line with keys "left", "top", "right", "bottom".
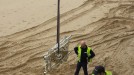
{"left": 74, "top": 46, "right": 95, "bottom": 63}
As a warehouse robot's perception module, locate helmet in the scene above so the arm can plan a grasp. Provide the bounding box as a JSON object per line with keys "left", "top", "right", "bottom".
{"left": 93, "top": 65, "right": 105, "bottom": 75}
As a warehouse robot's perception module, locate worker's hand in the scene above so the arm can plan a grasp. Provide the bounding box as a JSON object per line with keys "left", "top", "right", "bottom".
{"left": 88, "top": 58, "right": 92, "bottom": 62}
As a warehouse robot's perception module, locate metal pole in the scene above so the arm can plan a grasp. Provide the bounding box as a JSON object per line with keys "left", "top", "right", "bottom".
{"left": 57, "top": 0, "right": 60, "bottom": 54}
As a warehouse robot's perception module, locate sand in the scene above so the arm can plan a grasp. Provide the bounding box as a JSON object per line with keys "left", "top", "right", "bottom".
{"left": 0, "top": 0, "right": 134, "bottom": 75}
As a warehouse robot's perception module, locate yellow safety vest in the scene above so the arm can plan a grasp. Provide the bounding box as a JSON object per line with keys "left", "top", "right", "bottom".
{"left": 92, "top": 71, "right": 112, "bottom": 75}
{"left": 105, "top": 71, "right": 112, "bottom": 75}
{"left": 78, "top": 46, "right": 92, "bottom": 62}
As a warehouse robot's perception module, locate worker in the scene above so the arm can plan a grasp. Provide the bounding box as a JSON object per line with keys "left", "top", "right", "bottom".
{"left": 74, "top": 40, "right": 95, "bottom": 75}
{"left": 92, "top": 65, "right": 112, "bottom": 75}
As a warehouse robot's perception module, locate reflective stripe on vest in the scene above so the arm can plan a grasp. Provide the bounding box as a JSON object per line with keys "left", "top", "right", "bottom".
{"left": 78, "top": 46, "right": 91, "bottom": 62}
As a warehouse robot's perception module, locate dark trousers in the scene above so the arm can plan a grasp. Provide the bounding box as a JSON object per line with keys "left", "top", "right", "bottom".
{"left": 74, "top": 62, "right": 88, "bottom": 75}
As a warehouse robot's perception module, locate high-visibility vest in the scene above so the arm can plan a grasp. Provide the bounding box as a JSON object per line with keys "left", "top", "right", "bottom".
{"left": 92, "top": 71, "right": 112, "bottom": 75}
{"left": 105, "top": 71, "right": 112, "bottom": 75}
{"left": 78, "top": 46, "right": 91, "bottom": 62}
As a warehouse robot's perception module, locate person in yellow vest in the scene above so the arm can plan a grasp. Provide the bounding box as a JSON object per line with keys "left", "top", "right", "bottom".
{"left": 74, "top": 41, "right": 95, "bottom": 75}
{"left": 92, "top": 65, "right": 112, "bottom": 75}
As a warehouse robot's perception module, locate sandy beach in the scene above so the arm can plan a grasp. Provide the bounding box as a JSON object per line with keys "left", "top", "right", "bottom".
{"left": 0, "top": 0, "right": 134, "bottom": 75}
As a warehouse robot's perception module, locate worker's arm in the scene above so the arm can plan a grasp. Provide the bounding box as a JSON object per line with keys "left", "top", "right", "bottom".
{"left": 89, "top": 49, "right": 95, "bottom": 59}
{"left": 74, "top": 47, "right": 78, "bottom": 55}
{"left": 88, "top": 49, "right": 95, "bottom": 62}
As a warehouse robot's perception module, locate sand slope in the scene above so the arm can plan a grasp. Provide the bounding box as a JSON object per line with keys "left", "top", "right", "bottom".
{"left": 0, "top": 0, "right": 134, "bottom": 75}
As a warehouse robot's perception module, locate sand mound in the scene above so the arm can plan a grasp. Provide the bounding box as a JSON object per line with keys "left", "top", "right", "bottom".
{"left": 0, "top": 0, "right": 134, "bottom": 75}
